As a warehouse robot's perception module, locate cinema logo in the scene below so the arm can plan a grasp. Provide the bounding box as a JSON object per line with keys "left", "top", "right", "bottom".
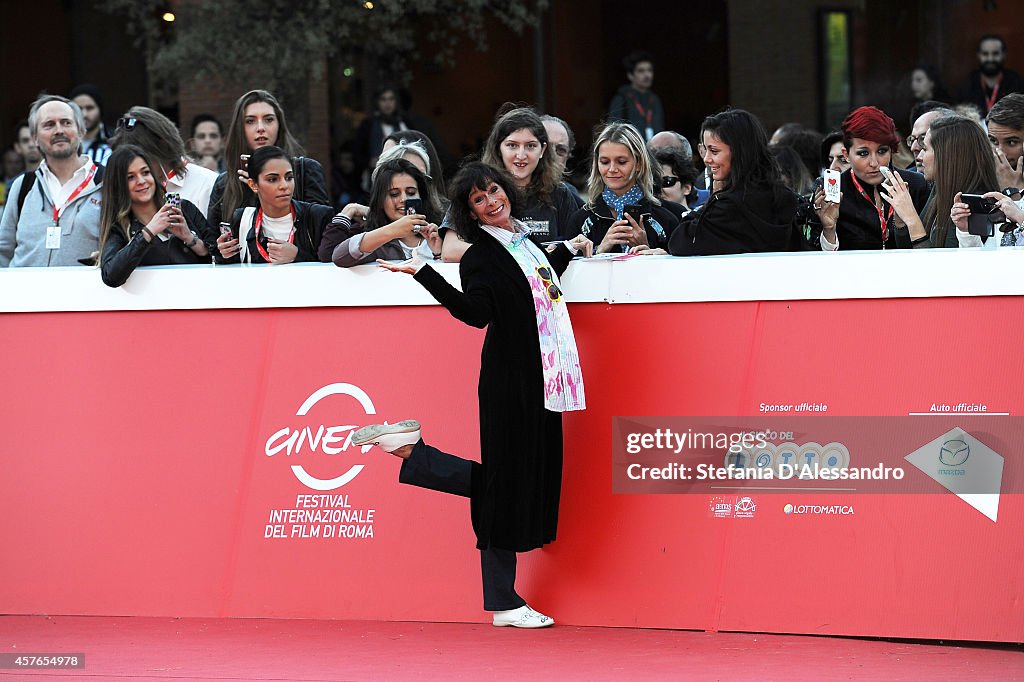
{"left": 264, "top": 383, "right": 376, "bottom": 491}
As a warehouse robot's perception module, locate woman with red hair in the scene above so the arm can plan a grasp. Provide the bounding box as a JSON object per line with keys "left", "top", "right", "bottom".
{"left": 815, "top": 106, "right": 930, "bottom": 249}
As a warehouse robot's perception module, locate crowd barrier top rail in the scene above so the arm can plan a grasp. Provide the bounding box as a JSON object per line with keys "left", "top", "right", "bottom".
{"left": 1, "top": 249, "right": 1022, "bottom": 314}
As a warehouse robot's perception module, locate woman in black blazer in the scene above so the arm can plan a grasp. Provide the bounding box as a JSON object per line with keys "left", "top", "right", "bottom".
{"left": 357, "top": 162, "right": 592, "bottom": 628}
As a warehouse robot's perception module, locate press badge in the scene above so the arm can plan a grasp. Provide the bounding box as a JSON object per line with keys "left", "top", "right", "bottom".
{"left": 522, "top": 219, "right": 551, "bottom": 239}
{"left": 46, "top": 225, "right": 61, "bottom": 250}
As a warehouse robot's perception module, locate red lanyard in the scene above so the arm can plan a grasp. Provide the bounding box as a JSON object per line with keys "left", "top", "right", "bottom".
{"left": 163, "top": 160, "right": 188, "bottom": 188}
{"left": 629, "top": 93, "right": 653, "bottom": 128}
{"left": 52, "top": 163, "right": 97, "bottom": 225}
{"left": 254, "top": 206, "right": 296, "bottom": 261}
{"left": 984, "top": 73, "right": 1003, "bottom": 113}
{"left": 850, "top": 171, "right": 893, "bottom": 244}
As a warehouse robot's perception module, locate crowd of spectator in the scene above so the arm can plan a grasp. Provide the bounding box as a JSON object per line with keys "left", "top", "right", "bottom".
{"left": 2, "top": 36, "right": 1024, "bottom": 286}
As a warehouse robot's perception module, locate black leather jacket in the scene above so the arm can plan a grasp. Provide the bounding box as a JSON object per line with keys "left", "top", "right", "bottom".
{"left": 218, "top": 200, "right": 336, "bottom": 264}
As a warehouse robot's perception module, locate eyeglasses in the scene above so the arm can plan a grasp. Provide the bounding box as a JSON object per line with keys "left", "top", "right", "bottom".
{"left": 116, "top": 116, "right": 138, "bottom": 131}
{"left": 536, "top": 266, "right": 562, "bottom": 302}
{"left": 906, "top": 134, "right": 924, "bottom": 147}
{"left": 553, "top": 144, "right": 570, "bottom": 158}
{"left": 661, "top": 175, "right": 680, "bottom": 188}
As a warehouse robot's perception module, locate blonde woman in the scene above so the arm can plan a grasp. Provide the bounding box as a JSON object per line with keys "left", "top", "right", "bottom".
{"left": 565, "top": 121, "right": 677, "bottom": 253}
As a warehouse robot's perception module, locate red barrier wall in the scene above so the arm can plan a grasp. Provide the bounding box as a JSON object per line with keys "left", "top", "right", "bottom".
{"left": 2, "top": 296, "right": 1022, "bottom": 642}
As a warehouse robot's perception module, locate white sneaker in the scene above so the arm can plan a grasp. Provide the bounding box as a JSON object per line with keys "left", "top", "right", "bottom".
{"left": 492, "top": 605, "right": 554, "bottom": 628}
{"left": 352, "top": 420, "right": 421, "bottom": 453}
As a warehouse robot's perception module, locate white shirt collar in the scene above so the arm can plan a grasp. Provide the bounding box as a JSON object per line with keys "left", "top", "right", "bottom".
{"left": 39, "top": 156, "right": 94, "bottom": 206}
{"left": 480, "top": 219, "right": 527, "bottom": 246}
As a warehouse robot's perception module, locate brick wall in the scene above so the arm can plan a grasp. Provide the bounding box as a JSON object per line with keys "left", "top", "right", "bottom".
{"left": 178, "top": 67, "right": 332, "bottom": 191}
{"left": 728, "top": 0, "right": 861, "bottom": 133}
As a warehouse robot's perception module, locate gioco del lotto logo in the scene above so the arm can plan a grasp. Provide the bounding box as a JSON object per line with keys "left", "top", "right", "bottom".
{"left": 263, "top": 383, "right": 377, "bottom": 490}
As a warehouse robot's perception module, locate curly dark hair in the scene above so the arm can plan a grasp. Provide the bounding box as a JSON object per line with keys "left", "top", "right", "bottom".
{"left": 446, "top": 161, "right": 524, "bottom": 244}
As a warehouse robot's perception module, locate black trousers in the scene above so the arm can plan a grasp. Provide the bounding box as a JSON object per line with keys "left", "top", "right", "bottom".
{"left": 399, "top": 440, "right": 526, "bottom": 611}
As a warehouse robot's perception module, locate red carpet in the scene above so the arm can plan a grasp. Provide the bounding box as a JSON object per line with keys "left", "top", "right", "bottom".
{"left": 0, "top": 616, "right": 1020, "bottom": 681}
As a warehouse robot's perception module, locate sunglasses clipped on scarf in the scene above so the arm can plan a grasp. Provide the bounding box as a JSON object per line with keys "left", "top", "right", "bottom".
{"left": 535, "top": 265, "right": 562, "bottom": 302}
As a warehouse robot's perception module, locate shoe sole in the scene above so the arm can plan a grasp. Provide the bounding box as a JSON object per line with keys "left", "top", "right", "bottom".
{"left": 352, "top": 420, "right": 421, "bottom": 446}
{"left": 492, "top": 619, "right": 554, "bottom": 628}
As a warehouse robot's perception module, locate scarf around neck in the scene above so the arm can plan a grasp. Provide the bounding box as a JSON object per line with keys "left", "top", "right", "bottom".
{"left": 602, "top": 184, "right": 644, "bottom": 219}
{"left": 481, "top": 222, "right": 586, "bottom": 412}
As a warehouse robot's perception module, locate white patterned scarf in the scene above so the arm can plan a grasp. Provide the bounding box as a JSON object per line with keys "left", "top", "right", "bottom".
{"left": 481, "top": 222, "right": 586, "bottom": 412}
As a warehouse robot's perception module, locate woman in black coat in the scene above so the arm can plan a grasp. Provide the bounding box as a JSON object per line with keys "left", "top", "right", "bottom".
{"left": 355, "top": 162, "right": 593, "bottom": 629}
{"left": 666, "top": 109, "right": 802, "bottom": 256}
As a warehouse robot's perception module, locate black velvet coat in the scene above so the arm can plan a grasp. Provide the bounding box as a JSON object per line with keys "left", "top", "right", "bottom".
{"left": 667, "top": 185, "right": 801, "bottom": 256}
{"left": 414, "top": 233, "right": 575, "bottom": 552}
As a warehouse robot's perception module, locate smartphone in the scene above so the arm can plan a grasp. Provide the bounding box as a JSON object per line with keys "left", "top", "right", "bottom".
{"left": 823, "top": 169, "right": 841, "bottom": 203}
{"left": 404, "top": 197, "right": 423, "bottom": 216}
{"left": 240, "top": 154, "right": 250, "bottom": 171}
{"left": 219, "top": 221, "right": 235, "bottom": 240}
{"left": 624, "top": 204, "right": 644, "bottom": 225}
{"left": 164, "top": 192, "right": 181, "bottom": 209}
{"left": 878, "top": 166, "right": 897, "bottom": 186}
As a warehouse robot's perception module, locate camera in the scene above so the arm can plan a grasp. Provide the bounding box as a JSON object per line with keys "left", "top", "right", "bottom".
{"left": 961, "top": 193, "right": 1005, "bottom": 238}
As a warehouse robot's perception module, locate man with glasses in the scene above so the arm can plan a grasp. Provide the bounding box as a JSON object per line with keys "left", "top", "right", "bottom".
{"left": 110, "top": 106, "right": 218, "bottom": 219}
{"left": 0, "top": 95, "right": 104, "bottom": 267}
{"left": 906, "top": 103, "right": 954, "bottom": 174}
{"left": 540, "top": 115, "right": 584, "bottom": 207}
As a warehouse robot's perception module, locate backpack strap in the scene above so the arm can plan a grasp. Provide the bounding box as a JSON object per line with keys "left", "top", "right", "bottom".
{"left": 293, "top": 156, "right": 305, "bottom": 202}
{"left": 17, "top": 171, "right": 37, "bottom": 216}
{"left": 234, "top": 206, "right": 257, "bottom": 263}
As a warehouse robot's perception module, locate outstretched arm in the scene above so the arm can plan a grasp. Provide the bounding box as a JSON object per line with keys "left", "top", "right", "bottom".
{"left": 378, "top": 249, "right": 495, "bottom": 329}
